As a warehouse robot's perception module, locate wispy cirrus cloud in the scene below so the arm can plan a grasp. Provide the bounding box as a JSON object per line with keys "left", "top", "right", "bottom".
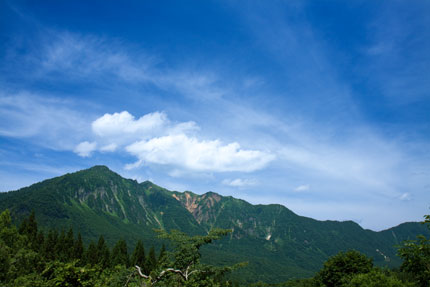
{"left": 222, "top": 178, "right": 258, "bottom": 187}
{"left": 0, "top": 92, "right": 91, "bottom": 150}
{"left": 1, "top": 15, "right": 429, "bottom": 231}
{"left": 21, "top": 31, "right": 225, "bottom": 102}
{"left": 293, "top": 184, "right": 310, "bottom": 192}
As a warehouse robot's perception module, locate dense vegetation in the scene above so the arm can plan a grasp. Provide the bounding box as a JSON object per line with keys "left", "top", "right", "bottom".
{"left": 249, "top": 214, "right": 430, "bottom": 287}
{"left": 0, "top": 210, "right": 243, "bottom": 286}
{"left": 1, "top": 165, "right": 429, "bottom": 283}
{"left": 1, "top": 210, "right": 430, "bottom": 286}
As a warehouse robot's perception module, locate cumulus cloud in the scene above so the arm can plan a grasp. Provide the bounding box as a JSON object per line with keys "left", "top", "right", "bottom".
{"left": 125, "top": 134, "right": 274, "bottom": 172}
{"left": 77, "top": 111, "right": 274, "bottom": 173}
{"left": 100, "top": 143, "right": 117, "bottom": 152}
{"left": 90, "top": 111, "right": 198, "bottom": 147}
{"left": 74, "top": 141, "right": 97, "bottom": 157}
{"left": 222, "top": 178, "right": 258, "bottom": 187}
{"left": 92, "top": 111, "right": 167, "bottom": 138}
{"left": 294, "top": 184, "right": 310, "bottom": 192}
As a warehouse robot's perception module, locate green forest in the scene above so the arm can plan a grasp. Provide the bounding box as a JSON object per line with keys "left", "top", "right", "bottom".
{"left": 2, "top": 165, "right": 430, "bottom": 284}
{"left": 1, "top": 210, "right": 429, "bottom": 286}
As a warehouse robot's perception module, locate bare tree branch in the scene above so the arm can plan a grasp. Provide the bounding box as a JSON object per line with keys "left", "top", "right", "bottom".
{"left": 135, "top": 264, "right": 203, "bottom": 284}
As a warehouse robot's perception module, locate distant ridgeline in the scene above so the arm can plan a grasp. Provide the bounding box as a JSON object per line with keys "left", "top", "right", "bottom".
{"left": 0, "top": 165, "right": 428, "bottom": 283}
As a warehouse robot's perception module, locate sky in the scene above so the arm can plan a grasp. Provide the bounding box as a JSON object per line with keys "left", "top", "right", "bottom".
{"left": 1, "top": 0, "right": 429, "bottom": 231}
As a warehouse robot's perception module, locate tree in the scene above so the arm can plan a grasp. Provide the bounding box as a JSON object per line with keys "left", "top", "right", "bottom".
{"left": 35, "top": 231, "right": 45, "bottom": 252}
{"left": 145, "top": 246, "right": 157, "bottom": 274}
{"left": 131, "top": 240, "right": 146, "bottom": 268}
{"left": 0, "top": 209, "right": 22, "bottom": 250}
{"left": 56, "top": 229, "right": 66, "bottom": 261}
{"left": 43, "top": 229, "right": 58, "bottom": 261}
{"left": 0, "top": 241, "right": 10, "bottom": 282}
{"left": 73, "top": 233, "right": 84, "bottom": 261}
{"left": 345, "top": 269, "right": 408, "bottom": 287}
{"left": 398, "top": 214, "right": 430, "bottom": 287}
{"left": 133, "top": 228, "right": 245, "bottom": 286}
{"left": 41, "top": 260, "right": 98, "bottom": 287}
{"left": 158, "top": 243, "right": 166, "bottom": 262}
{"left": 97, "top": 235, "right": 111, "bottom": 268}
{"left": 18, "top": 211, "right": 38, "bottom": 251}
{"left": 85, "top": 241, "right": 98, "bottom": 266}
{"left": 111, "top": 239, "right": 129, "bottom": 267}
{"left": 64, "top": 228, "right": 75, "bottom": 261}
{"left": 26, "top": 211, "right": 38, "bottom": 244}
{"left": 314, "top": 250, "right": 373, "bottom": 287}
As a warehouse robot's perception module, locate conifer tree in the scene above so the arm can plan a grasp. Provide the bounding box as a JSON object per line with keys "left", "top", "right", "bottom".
{"left": 145, "top": 246, "right": 157, "bottom": 273}
{"left": 158, "top": 243, "right": 166, "bottom": 262}
{"left": 44, "top": 229, "right": 58, "bottom": 261}
{"left": 73, "top": 232, "right": 84, "bottom": 261}
{"left": 111, "top": 239, "right": 129, "bottom": 267}
{"left": 0, "top": 209, "right": 12, "bottom": 229}
{"left": 36, "top": 231, "right": 45, "bottom": 251}
{"left": 64, "top": 228, "right": 74, "bottom": 261}
{"left": 0, "top": 242, "right": 9, "bottom": 282}
{"left": 0, "top": 209, "right": 19, "bottom": 248}
{"left": 96, "top": 235, "right": 110, "bottom": 268}
{"left": 18, "top": 217, "right": 27, "bottom": 235}
{"left": 26, "top": 211, "right": 38, "bottom": 242}
{"left": 85, "top": 241, "right": 98, "bottom": 266}
{"left": 56, "top": 229, "right": 66, "bottom": 261}
{"left": 131, "top": 239, "right": 146, "bottom": 267}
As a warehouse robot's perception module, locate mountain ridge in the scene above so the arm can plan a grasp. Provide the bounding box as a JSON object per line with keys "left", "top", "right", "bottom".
{"left": 0, "top": 165, "right": 428, "bottom": 283}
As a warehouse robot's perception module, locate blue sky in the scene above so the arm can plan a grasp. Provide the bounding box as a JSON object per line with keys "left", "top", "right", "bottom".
{"left": 1, "top": 0, "right": 429, "bottom": 231}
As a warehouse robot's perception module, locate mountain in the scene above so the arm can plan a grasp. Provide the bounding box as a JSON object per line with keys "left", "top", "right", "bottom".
{"left": 0, "top": 165, "right": 428, "bottom": 283}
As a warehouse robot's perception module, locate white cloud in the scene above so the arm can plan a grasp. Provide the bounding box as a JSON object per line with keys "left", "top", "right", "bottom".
{"left": 294, "top": 184, "right": 310, "bottom": 192}
{"left": 92, "top": 111, "right": 167, "bottom": 138}
{"left": 0, "top": 93, "right": 91, "bottom": 150}
{"left": 222, "top": 178, "right": 257, "bottom": 187}
{"left": 74, "top": 141, "right": 97, "bottom": 157}
{"left": 90, "top": 111, "right": 198, "bottom": 150}
{"left": 399, "top": 193, "right": 411, "bottom": 201}
{"left": 125, "top": 134, "right": 274, "bottom": 172}
{"left": 80, "top": 111, "right": 274, "bottom": 173}
{"left": 32, "top": 32, "right": 225, "bottom": 103}
{"left": 100, "top": 143, "right": 117, "bottom": 152}
{"left": 40, "top": 33, "right": 152, "bottom": 83}
{"left": 278, "top": 136, "right": 402, "bottom": 192}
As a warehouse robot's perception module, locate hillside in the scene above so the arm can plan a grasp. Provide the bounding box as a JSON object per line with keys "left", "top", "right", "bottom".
{"left": 0, "top": 165, "right": 428, "bottom": 283}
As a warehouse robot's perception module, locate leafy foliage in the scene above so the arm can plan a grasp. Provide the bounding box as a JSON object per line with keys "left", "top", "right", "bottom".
{"left": 398, "top": 214, "right": 430, "bottom": 287}
{"left": 1, "top": 166, "right": 430, "bottom": 283}
{"left": 0, "top": 210, "right": 244, "bottom": 286}
{"left": 131, "top": 228, "right": 245, "bottom": 286}
{"left": 314, "top": 250, "right": 373, "bottom": 286}
{"left": 2, "top": 208, "right": 430, "bottom": 286}
{"left": 345, "top": 269, "right": 408, "bottom": 287}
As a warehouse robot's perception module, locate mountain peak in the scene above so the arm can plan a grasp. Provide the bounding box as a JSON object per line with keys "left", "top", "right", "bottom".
{"left": 1, "top": 166, "right": 429, "bottom": 283}
{"left": 87, "top": 165, "right": 111, "bottom": 172}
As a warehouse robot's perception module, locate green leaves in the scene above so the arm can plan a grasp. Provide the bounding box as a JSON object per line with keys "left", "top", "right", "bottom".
{"left": 314, "top": 250, "right": 373, "bottom": 287}
{"left": 345, "top": 270, "right": 408, "bottom": 287}
{"left": 133, "top": 228, "right": 242, "bottom": 286}
{"left": 2, "top": 166, "right": 430, "bottom": 283}
{"left": 398, "top": 215, "right": 430, "bottom": 287}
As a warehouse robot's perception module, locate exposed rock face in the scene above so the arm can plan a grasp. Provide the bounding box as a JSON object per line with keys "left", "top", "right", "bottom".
{"left": 1, "top": 165, "right": 429, "bottom": 283}
{"left": 172, "top": 191, "right": 221, "bottom": 224}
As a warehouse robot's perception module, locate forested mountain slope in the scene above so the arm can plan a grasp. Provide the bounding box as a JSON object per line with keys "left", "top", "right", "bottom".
{"left": 0, "top": 166, "right": 428, "bottom": 283}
